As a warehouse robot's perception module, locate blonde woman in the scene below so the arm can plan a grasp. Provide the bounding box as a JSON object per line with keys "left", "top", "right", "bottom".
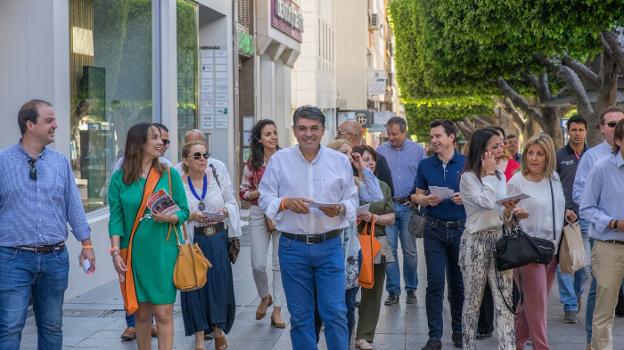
{"left": 507, "top": 133, "right": 576, "bottom": 350}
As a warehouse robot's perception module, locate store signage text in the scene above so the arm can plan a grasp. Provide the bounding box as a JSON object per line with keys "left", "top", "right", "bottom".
{"left": 271, "top": 0, "right": 303, "bottom": 42}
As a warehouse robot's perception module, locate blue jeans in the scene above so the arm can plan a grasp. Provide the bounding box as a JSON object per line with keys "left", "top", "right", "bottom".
{"left": 385, "top": 203, "right": 418, "bottom": 295}
{"left": 345, "top": 287, "right": 359, "bottom": 342}
{"left": 0, "top": 247, "right": 69, "bottom": 350}
{"left": 279, "top": 235, "right": 348, "bottom": 350}
{"left": 557, "top": 219, "right": 591, "bottom": 312}
{"left": 126, "top": 313, "right": 135, "bottom": 327}
{"left": 423, "top": 222, "right": 464, "bottom": 340}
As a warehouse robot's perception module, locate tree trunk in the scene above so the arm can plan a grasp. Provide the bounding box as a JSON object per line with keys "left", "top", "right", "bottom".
{"left": 588, "top": 40, "right": 620, "bottom": 146}
{"left": 540, "top": 107, "right": 564, "bottom": 147}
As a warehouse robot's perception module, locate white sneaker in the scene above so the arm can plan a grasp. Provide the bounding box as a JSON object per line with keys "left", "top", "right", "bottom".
{"left": 355, "top": 338, "right": 373, "bottom": 349}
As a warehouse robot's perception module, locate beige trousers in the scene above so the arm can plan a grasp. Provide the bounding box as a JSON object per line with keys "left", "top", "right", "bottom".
{"left": 591, "top": 240, "right": 624, "bottom": 350}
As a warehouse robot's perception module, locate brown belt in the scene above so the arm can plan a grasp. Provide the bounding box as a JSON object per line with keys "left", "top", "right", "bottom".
{"left": 14, "top": 242, "right": 66, "bottom": 254}
{"left": 603, "top": 240, "right": 624, "bottom": 246}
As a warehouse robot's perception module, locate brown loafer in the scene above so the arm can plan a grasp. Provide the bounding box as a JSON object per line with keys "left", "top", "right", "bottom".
{"left": 214, "top": 334, "right": 228, "bottom": 349}
{"left": 151, "top": 324, "right": 158, "bottom": 338}
{"left": 255, "top": 295, "right": 273, "bottom": 320}
{"left": 120, "top": 327, "right": 136, "bottom": 341}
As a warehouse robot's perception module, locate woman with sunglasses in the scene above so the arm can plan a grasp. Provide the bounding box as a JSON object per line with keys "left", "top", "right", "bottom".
{"left": 179, "top": 141, "right": 241, "bottom": 350}
{"left": 239, "top": 119, "right": 285, "bottom": 328}
{"left": 108, "top": 123, "right": 190, "bottom": 350}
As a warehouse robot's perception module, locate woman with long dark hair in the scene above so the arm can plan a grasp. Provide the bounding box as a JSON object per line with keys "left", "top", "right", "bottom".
{"left": 239, "top": 119, "right": 285, "bottom": 327}
{"left": 459, "top": 128, "right": 519, "bottom": 350}
{"left": 108, "top": 123, "right": 190, "bottom": 350}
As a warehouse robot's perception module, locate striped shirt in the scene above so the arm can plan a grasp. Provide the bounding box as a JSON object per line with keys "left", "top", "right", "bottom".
{"left": 0, "top": 143, "right": 91, "bottom": 246}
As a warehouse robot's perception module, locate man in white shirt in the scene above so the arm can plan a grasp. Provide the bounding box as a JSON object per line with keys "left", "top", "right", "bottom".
{"left": 573, "top": 106, "right": 624, "bottom": 349}
{"left": 259, "top": 106, "right": 358, "bottom": 350}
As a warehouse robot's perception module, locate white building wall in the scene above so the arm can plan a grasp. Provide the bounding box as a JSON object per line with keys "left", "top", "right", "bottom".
{"left": 335, "top": 0, "right": 367, "bottom": 110}
{"left": 292, "top": 0, "right": 337, "bottom": 142}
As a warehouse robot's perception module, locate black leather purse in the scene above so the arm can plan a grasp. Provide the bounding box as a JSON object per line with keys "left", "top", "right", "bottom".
{"left": 495, "top": 178, "right": 557, "bottom": 272}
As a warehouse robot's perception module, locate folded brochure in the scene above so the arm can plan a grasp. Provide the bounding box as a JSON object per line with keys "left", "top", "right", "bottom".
{"left": 495, "top": 193, "right": 529, "bottom": 205}
{"left": 147, "top": 189, "right": 180, "bottom": 216}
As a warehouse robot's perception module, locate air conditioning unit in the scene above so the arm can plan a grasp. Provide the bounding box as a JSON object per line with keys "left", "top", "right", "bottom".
{"left": 369, "top": 13, "right": 379, "bottom": 28}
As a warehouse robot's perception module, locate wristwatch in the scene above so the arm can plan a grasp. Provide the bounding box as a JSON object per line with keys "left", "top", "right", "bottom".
{"left": 338, "top": 204, "right": 346, "bottom": 216}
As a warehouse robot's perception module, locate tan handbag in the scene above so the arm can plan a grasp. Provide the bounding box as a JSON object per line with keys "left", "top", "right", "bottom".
{"left": 173, "top": 224, "right": 212, "bottom": 291}
{"left": 163, "top": 166, "right": 212, "bottom": 291}
{"left": 559, "top": 219, "right": 587, "bottom": 274}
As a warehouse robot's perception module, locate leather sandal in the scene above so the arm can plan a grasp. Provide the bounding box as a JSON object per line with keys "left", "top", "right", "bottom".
{"left": 120, "top": 326, "right": 136, "bottom": 341}
{"left": 255, "top": 295, "right": 273, "bottom": 320}
{"left": 214, "top": 334, "right": 228, "bottom": 349}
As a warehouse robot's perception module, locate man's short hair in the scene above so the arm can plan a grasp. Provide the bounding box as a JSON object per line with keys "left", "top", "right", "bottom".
{"left": 566, "top": 115, "right": 587, "bottom": 130}
{"left": 18, "top": 99, "right": 52, "bottom": 135}
{"left": 600, "top": 106, "right": 624, "bottom": 124}
{"left": 152, "top": 122, "right": 169, "bottom": 132}
{"left": 386, "top": 117, "right": 407, "bottom": 132}
{"left": 506, "top": 134, "right": 518, "bottom": 140}
{"left": 429, "top": 119, "right": 457, "bottom": 137}
{"left": 293, "top": 105, "right": 325, "bottom": 127}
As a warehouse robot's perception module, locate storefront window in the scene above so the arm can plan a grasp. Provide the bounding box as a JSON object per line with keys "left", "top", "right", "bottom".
{"left": 176, "top": 0, "right": 199, "bottom": 156}
{"left": 69, "top": 0, "right": 153, "bottom": 211}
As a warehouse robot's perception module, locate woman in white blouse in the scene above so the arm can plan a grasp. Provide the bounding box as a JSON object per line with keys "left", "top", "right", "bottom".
{"left": 179, "top": 141, "right": 241, "bottom": 350}
{"left": 459, "top": 128, "right": 522, "bottom": 350}
{"left": 507, "top": 133, "right": 575, "bottom": 350}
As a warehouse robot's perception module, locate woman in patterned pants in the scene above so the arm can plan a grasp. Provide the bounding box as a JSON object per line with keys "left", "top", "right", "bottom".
{"left": 458, "top": 128, "right": 524, "bottom": 350}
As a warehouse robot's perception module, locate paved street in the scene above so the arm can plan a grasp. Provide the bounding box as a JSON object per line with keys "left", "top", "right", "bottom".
{"left": 21, "top": 217, "right": 624, "bottom": 349}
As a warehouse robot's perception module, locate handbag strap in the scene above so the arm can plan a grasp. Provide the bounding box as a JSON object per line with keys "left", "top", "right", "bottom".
{"left": 164, "top": 167, "right": 188, "bottom": 244}
{"left": 130, "top": 168, "right": 159, "bottom": 239}
{"left": 548, "top": 178, "right": 556, "bottom": 241}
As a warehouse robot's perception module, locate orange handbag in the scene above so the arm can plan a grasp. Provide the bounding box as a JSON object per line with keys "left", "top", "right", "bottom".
{"left": 358, "top": 216, "right": 382, "bottom": 289}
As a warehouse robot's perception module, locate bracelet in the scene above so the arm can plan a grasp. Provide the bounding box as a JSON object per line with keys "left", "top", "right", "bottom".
{"left": 81, "top": 245, "right": 93, "bottom": 249}
{"left": 108, "top": 247, "right": 120, "bottom": 256}
{"left": 614, "top": 220, "right": 620, "bottom": 231}
{"left": 609, "top": 219, "right": 615, "bottom": 230}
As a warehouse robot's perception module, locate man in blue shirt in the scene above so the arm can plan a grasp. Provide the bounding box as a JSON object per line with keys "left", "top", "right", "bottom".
{"left": 412, "top": 120, "right": 465, "bottom": 350}
{"left": 572, "top": 106, "right": 624, "bottom": 348}
{"left": 377, "top": 117, "right": 425, "bottom": 306}
{"left": 580, "top": 119, "right": 624, "bottom": 350}
{"left": 0, "top": 99, "right": 95, "bottom": 350}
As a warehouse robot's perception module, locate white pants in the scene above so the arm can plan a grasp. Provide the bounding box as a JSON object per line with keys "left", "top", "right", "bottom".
{"left": 249, "top": 205, "right": 284, "bottom": 306}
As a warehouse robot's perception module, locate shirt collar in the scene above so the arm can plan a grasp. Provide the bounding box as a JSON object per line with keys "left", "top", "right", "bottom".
{"left": 15, "top": 141, "right": 47, "bottom": 160}
{"left": 615, "top": 151, "right": 624, "bottom": 168}
{"left": 296, "top": 144, "right": 323, "bottom": 164}
{"left": 433, "top": 150, "right": 460, "bottom": 165}
{"left": 389, "top": 139, "right": 410, "bottom": 151}
{"left": 565, "top": 143, "right": 588, "bottom": 155}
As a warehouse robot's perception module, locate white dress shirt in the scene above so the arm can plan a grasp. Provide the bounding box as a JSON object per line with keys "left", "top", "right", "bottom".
{"left": 259, "top": 145, "right": 359, "bottom": 235}
{"left": 460, "top": 171, "right": 507, "bottom": 234}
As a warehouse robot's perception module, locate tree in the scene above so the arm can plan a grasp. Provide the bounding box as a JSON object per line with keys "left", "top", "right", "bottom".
{"left": 390, "top": 0, "right": 624, "bottom": 146}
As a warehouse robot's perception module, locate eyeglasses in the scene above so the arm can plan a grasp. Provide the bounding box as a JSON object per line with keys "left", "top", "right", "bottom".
{"left": 161, "top": 139, "right": 170, "bottom": 145}
{"left": 28, "top": 158, "right": 37, "bottom": 181}
{"left": 605, "top": 122, "right": 618, "bottom": 128}
{"left": 192, "top": 152, "right": 209, "bottom": 160}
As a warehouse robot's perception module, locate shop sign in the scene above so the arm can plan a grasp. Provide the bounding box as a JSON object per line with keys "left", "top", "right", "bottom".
{"left": 338, "top": 110, "right": 372, "bottom": 129}
{"left": 271, "top": 0, "right": 303, "bottom": 42}
{"left": 237, "top": 29, "right": 255, "bottom": 56}
{"left": 368, "top": 70, "right": 387, "bottom": 96}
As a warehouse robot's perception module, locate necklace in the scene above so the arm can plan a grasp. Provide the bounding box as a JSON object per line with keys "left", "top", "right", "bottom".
{"left": 187, "top": 174, "right": 208, "bottom": 210}
{"left": 136, "top": 167, "right": 152, "bottom": 193}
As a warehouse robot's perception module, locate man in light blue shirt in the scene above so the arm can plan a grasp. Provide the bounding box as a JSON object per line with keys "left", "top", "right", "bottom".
{"left": 0, "top": 100, "right": 95, "bottom": 350}
{"left": 580, "top": 119, "right": 624, "bottom": 350}
{"left": 377, "top": 117, "right": 425, "bottom": 305}
{"left": 573, "top": 106, "right": 624, "bottom": 347}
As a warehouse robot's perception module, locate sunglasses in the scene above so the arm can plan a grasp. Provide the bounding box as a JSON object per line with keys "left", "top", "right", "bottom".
{"left": 605, "top": 122, "right": 618, "bottom": 128}
{"left": 161, "top": 139, "right": 171, "bottom": 145}
{"left": 28, "top": 158, "right": 37, "bottom": 181}
{"left": 192, "top": 152, "right": 209, "bottom": 160}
